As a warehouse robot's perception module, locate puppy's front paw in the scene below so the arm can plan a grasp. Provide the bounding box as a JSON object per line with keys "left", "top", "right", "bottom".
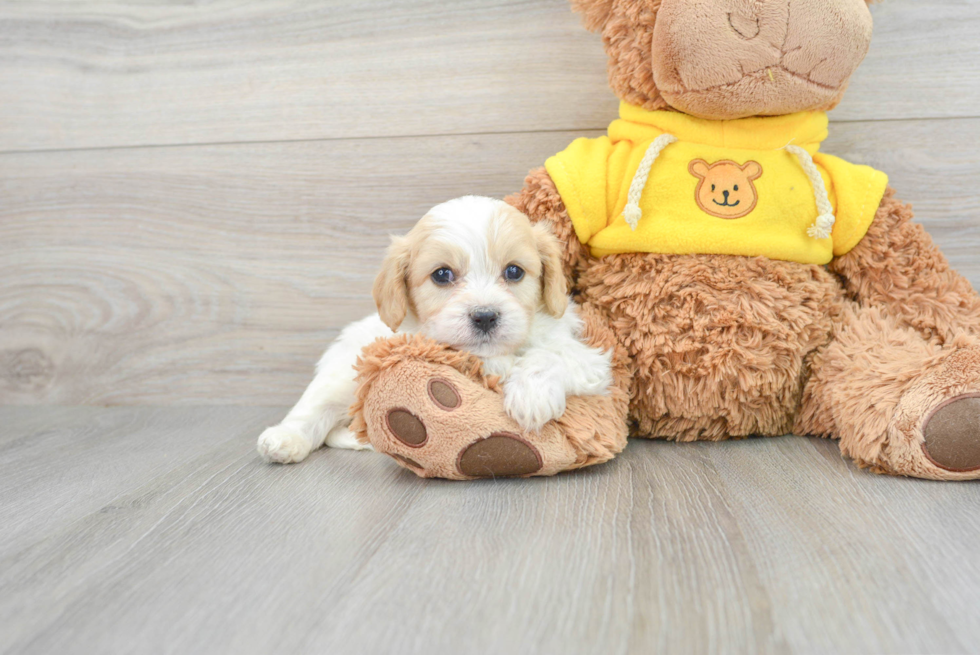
{"left": 503, "top": 368, "right": 567, "bottom": 432}
{"left": 257, "top": 424, "right": 312, "bottom": 464}
{"left": 325, "top": 425, "right": 374, "bottom": 451}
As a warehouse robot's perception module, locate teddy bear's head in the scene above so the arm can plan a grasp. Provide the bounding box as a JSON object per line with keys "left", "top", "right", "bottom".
{"left": 571, "top": 0, "right": 875, "bottom": 120}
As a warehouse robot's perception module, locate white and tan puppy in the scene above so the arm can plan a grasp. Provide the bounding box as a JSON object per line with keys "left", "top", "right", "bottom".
{"left": 257, "top": 196, "right": 613, "bottom": 464}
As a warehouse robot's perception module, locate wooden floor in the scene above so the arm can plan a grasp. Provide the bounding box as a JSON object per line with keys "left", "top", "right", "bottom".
{"left": 4, "top": 407, "right": 980, "bottom": 654}
{"left": 4, "top": 1, "right": 980, "bottom": 653}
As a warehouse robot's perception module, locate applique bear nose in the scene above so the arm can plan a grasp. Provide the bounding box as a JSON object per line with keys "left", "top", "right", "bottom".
{"left": 722, "top": 190, "right": 730, "bottom": 201}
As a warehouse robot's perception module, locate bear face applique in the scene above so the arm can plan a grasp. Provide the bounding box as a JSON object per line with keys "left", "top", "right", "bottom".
{"left": 689, "top": 159, "right": 763, "bottom": 219}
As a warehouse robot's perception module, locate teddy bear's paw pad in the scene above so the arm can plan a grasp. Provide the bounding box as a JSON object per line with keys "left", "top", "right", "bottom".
{"left": 428, "top": 378, "right": 461, "bottom": 410}
{"left": 390, "top": 453, "right": 425, "bottom": 471}
{"left": 922, "top": 394, "right": 980, "bottom": 473}
{"left": 386, "top": 408, "right": 428, "bottom": 446}
{"left": 456, "top": 433, "right": 543, "bottom": 478}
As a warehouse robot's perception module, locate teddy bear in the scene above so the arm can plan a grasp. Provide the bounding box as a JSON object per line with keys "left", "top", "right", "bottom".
{"left": 349, "top": 0, "right": 980, "bottom": 481}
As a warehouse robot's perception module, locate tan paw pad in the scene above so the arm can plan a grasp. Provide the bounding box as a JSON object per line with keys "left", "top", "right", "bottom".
{"left": 456, "top": 433, "right": 543, "bottom": 478}
{"left": 428, "top": 378, "right": 461, "bottom": 410}
{"left": 921, "top": 394, "right": 980, "bottom": 472}
{"left": 390, "top": 453, "right": 425, "bottom": 471}
{"left": 386, "top": 409, "right": 427, "bottom": 447}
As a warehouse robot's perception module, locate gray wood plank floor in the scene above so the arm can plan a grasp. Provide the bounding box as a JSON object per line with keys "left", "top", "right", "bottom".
{"left": 3, "top": 407, "right": 980, "bottom": 655}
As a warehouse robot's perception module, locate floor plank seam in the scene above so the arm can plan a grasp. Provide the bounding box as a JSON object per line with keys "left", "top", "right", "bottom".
{"left": 3, "top": 115, "right": 979, "bottom": 157}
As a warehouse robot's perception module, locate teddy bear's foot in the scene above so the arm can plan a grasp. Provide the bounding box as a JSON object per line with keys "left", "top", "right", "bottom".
{"left": 366, "top": 365, "right": 579, "bottom": 480}
{"left": 879, "top": 346, "right": 980, "bottom": 480}
{"left": 350, "top": 337, "right": 582, "bottom": 480}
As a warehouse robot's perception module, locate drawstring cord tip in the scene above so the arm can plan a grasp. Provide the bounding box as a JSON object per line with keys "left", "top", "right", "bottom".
{"left": 807, "top": 214, "right": 835, "bottom": 240}
{"left": 623, "top": 205, "right": 643, "bottom": 231}
{"left": 621, "top": 133, "right": 678, "bottom": 232}
{"left": 785, "top": 144, "right": 836, "bottom": 242}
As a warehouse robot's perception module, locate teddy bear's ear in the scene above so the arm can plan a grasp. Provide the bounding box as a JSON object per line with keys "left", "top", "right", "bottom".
{"left": 569, "top": 0, "right": 616, "bottom": 32}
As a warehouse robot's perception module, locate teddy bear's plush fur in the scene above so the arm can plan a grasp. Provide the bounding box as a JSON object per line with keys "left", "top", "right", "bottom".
{"left": 352, "top": 0, "right": 980, "bottom": 481}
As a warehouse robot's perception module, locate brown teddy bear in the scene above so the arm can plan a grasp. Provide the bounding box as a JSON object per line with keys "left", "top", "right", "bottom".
{"left": 351, "top": 0, "right": 980, "bottom": 481}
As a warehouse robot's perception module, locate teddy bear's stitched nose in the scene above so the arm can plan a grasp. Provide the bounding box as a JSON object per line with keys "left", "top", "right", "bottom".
{"left": 728, "top": 10, "right": 760, "bottom": 39}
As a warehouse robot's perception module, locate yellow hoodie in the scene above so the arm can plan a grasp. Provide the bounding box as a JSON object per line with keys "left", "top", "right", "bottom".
{"left": 545, "top": 103, "right": 889, "bottom": 265}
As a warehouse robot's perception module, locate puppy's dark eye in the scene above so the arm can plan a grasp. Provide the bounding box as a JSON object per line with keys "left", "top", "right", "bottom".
{"left": 711, "top": 184, "right": 716, "bottom": 192}
{"left": 734, "top": 184, "right": 739, "bottom": 192}
{"left": 431, "top": 268, "right": 455, "bottom": 286}
{"left": 503, "top": 264, "right": 525, "bottom": 282}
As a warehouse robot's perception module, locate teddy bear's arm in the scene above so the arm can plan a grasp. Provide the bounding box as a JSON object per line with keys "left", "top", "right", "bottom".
{"left": 506, "top": 167, "right": 591, "bottom": 290}
{"left": 829, "top": 187, "right": 980, "bottom": 344}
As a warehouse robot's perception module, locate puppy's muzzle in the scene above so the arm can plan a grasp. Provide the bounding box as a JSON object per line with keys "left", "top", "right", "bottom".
{"left": 469, "top": 308, "right": 500, "bottom": 335}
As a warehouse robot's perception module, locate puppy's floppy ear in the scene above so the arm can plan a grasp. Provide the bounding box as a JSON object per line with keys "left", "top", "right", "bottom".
{"left": 373, "top": 235, "right": 412, "bottom": 331}
{"left": 533, "top": 223, "right": 569, "bottom": 318}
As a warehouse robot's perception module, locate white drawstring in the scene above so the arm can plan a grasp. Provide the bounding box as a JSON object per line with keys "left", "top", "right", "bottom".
{"left": 622, "top": 133, "right": 678, "bottom": 231}
{"left": 785, "top": 144, "right": 835, "bottom": 240}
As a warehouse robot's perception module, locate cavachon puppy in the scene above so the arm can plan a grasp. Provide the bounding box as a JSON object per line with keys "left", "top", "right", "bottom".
{"left": 257, "top": 196, "right": 613, "bottom": 465}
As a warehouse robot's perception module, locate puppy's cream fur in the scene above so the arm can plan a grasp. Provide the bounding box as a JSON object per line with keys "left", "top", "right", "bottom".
{"left": 258, "top": 196, "right": 612, "bottom": 464}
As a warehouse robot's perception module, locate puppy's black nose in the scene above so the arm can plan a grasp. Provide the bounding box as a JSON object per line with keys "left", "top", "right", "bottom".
{"left": 723, "top": 190, "right": 730, "bottom": 200}
{"left": 470, "top": 309, "right": 499, "bottom": 334}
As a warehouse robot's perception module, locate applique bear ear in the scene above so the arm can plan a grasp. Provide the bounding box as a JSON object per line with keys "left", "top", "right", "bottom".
{"left": 569, "top": 0, "right": 615, "bottom": 32}
{"left": 688, "top": 159, "right": 710, "bottom": 179}
{"left": 741, "top": 161, "right": 763, "bottom": 180}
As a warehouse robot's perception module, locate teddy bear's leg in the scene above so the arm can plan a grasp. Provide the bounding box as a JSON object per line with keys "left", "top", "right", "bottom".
{"left": 349, "top": 307, "right": 630, "bottom": 480}
{"left": 557, "top": 301, "right": 633, "bottom": 468}
{"left": 353, "top": 342, "right": 577, "bottom": 479}
{"left": 830, "top": 189, "right": 980, "bottom": 344}
{"left": 795, "top": 302, "right": 980, "bottom": 480}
